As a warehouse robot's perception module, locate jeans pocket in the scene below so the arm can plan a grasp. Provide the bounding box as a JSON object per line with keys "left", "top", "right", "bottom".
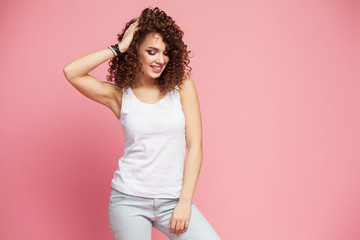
{"left": 110, "top": 188, "right": 128, "bottom": 204}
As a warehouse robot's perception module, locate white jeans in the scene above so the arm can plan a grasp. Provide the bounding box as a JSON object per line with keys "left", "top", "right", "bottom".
{"left": 108, "top": 187, "right": 221, "bottom": 240}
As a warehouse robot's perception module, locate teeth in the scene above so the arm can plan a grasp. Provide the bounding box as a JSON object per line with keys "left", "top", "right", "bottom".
{"left": 152, "top": 66, "right": 161, "bottom": 69}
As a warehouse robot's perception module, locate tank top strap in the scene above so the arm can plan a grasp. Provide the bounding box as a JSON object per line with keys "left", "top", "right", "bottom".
{"left": 171, "top": 85, "right": 182, "bottom": 108}
{"left": 120, "top": 87, "right": 131, "bottom": 115}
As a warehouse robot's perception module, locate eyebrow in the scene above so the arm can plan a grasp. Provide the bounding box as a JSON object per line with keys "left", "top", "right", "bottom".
{"left": 146, "top": 47, "right": 168, "bottom": 51}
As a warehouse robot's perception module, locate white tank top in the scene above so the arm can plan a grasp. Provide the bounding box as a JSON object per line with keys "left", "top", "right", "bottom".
{"left": 111, "top": 85, "right": 186, "bottom": 198}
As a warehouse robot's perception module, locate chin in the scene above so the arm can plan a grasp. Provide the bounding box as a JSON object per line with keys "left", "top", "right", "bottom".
{"left": 148, "top": 70, "right": 162, "bottom": 78}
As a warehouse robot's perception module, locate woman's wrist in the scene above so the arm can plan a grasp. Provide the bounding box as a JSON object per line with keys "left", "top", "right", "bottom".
{"left": 108, "top": 43, "right": 127, "bottom": 58}
{"left": 117, "top": 43, "right": 126, "bottom": 53}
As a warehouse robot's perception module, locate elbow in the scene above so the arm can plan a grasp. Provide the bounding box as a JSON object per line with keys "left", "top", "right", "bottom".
{"left": 63, "top": 65, "right": 73, "bottom": 81}
{"left": 188, "top": 143, "right": 203, "bottom": 153}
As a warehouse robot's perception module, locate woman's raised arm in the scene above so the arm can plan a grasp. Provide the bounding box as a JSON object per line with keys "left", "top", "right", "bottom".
{"left": 63, "top": 47, "right": 120, "bottom": 111}
{"left": 63, "top": 20, "right": 139, "bottom": 117}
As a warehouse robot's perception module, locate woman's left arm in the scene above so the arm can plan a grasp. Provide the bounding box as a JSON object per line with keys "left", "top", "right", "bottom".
{"left": 179, "top": 76, "right": 203, "bottom": 204}
{"left": 169, "top": 76, "right": 203, "bottom": 235}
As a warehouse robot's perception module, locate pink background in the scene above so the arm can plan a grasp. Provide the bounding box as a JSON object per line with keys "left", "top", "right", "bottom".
{"left": 1, "top": 0, "right": 359, "bottom": 239}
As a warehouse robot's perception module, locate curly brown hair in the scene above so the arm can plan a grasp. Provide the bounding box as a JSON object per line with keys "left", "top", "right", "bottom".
{"left": 106, "top": 7, "right": 192, "bottom": 94}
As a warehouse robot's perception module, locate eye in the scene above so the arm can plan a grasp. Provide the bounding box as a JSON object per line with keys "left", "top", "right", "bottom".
{"left": 147, "top": 51, "right": 155, "bottom": 55}
{"left": 163, "top": 52, "right": 169, "bottom": 56}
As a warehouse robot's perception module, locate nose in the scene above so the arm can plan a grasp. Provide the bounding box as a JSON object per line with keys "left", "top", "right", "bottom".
{"left": 156, "top": 53, "right": 165, "bottom": 64}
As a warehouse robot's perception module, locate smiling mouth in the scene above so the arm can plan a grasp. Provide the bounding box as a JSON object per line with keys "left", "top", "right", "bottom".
{"left": 151, "top": 65, "right": 162, "bottom": 70}
{"left": 151, "top": 65, "right": 163, "bottom": 73}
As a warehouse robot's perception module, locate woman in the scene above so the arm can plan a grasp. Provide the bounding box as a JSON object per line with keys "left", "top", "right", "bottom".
{"left": 63, "top": 7, "right": 220, "bottom": 240}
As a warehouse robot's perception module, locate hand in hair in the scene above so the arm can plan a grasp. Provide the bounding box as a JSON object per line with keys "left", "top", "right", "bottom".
{"left": 118, "top": 19, "right": 140, "bottom": 53}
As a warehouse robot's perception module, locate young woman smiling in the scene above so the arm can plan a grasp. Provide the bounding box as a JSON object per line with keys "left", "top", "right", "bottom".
{"left": 63, "top": 6, "right": 221, "bottom": 240}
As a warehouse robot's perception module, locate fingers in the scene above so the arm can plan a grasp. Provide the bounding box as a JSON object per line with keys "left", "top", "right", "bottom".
{"left": 170, "top": 219, "right": 187, "bottom": 235}
{"left": 120, "top": 20, "right": 139, "bottom": 46}
{"left": 128, "top": 21, "right": 140, "bottom": 33}
{"left": 176, "top": 221, "right": 186, "bottom": 235}
{"left": 130, "top": 19, "right": 139, "bottom": 28}
{"left": 184, "top": 219, "right": 189, "bottom": 232}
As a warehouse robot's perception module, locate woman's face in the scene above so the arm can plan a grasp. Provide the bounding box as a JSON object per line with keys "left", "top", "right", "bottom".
{"left": 137, "top": 32, "right": 170, "bottom": 80}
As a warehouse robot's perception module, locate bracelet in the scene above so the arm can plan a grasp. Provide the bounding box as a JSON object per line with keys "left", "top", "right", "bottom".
{"left": 108, "top": 44, "right": 123, "bottom": 57}
{"left": 108, "top": 46, "right": 117, "bottom": 56}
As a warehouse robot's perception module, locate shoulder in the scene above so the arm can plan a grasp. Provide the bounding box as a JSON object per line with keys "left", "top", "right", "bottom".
{"left": 103, "top": 81, "right": 123, "bottom": 108}
{"left": 179, "top": 75, "right": 198, "bottom": 101}
{"left": 178, "top": 75, "right": 200, "bottom": 110}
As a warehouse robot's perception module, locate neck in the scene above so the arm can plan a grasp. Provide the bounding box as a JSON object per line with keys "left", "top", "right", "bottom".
{"left": 134, "top": 72, "right": 157, "bottom": 89}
